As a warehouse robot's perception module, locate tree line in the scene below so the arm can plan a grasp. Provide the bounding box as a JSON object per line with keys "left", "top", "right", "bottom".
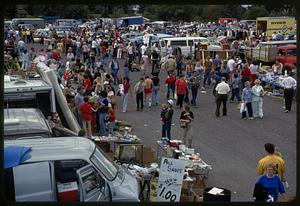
{"left": 4, "top": 4, "right": 295, "bottom": 22}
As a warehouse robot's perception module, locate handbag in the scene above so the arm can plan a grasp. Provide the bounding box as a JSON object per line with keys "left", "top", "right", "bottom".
{"left": 240, "top": 102, "right": 247, "bottom": 113}
{"left": 180, "top": 121, "right": 187, "bottom": 128}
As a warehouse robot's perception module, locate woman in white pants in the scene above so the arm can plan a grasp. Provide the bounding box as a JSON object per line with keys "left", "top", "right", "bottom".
{"left": 252, "top": 79, "right": 264, "bottom": 118}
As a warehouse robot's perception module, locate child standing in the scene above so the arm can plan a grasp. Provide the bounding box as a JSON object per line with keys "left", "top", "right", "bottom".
{"left": 108, "top": 103, "right": 116, "bottom": 136}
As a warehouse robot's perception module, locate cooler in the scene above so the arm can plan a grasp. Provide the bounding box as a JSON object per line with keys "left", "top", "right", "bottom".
{"left": 57, "top": 181, "right": 79, "bottom": 202}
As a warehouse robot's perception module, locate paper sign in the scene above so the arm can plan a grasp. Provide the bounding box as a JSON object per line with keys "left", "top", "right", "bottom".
{"left": 208, "top": 187, "right": 224, "bottom": 195}
{"left": 157, "top": 157, "right": 186, "bottom": 202}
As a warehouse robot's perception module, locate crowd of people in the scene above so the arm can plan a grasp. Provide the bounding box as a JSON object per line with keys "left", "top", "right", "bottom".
{"left": 4, "top": 19, "right": 296, "bottom": 202}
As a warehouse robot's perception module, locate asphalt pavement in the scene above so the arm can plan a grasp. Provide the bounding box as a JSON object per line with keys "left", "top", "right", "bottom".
{"left": 29, "top": 43, "right": 296, "bottom": 202}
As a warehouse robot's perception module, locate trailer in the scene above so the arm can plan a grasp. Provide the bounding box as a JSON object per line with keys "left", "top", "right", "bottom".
{"left": 256, "top": 16, "right": 296, "bottom": 37}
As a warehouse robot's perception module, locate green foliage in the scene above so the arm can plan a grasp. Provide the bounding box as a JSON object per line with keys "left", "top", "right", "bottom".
{"left": 4, "top": 4, "right": 296, "bottom": 22}
{"left": 242, "top": 5, "right": 269, "bottom": 19}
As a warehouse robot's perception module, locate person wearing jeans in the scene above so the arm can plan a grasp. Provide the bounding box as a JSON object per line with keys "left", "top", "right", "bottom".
{"left": 188, "top": 71, "right": 201, "bottom": 106}
{"left": 134, "top": 77, "right": 145, "bottom": 111}
{"left": 241, "top": 81, "right": 254, "bottom": 119}
{"left": 162, "top": 100, "right": 174, "bottom": 141}
{"left": 175, "top": 75, "right": 187, "bottom": 109}
{"left": 230, "top": 73, "right": 241, "bottom": 102}
{"left": 97, "top": 92, "right": 109, "bottom": 136}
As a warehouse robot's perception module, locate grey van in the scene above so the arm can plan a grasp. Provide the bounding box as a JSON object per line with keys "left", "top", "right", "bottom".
{"left": 4, "top": 108, "right": 77, "bottom": 140}
{"left": 4, "top": 137, "right": 140, "bottom": 202}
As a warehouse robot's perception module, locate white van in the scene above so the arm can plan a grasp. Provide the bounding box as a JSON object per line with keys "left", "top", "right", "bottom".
{"left": 163, "top": 37, "right": 216, "bottom": 57}
{"left": 4, "top": 137, "right": 140, "bottom": 202}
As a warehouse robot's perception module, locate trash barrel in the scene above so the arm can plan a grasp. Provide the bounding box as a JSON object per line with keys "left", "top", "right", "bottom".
{"left": 203, "top": 187, "right": 231, "bottom": 202}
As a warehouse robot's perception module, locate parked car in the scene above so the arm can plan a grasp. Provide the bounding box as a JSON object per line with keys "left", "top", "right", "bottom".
{"left": 4, "top": 137, "right": 140, "bottom": 202}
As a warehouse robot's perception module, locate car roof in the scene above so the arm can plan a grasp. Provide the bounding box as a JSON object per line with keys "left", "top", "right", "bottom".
{"left": 4, "top": 108, "right": 51, "bottom": 137}
{"left": 4, "top": 137, "right": 95, "bottom": 162}
{"left": 4, "top": 77, "right": 52, "bottom": 93}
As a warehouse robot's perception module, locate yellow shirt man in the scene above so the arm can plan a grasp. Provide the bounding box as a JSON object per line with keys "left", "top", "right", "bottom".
{"left": 257, "top": 154, "right": 286, "bottom": 180}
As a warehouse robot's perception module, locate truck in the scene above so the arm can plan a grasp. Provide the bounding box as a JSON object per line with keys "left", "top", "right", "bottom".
{"left": 276, "top": 44, "right": 297, "bottom": 72}
{"left": 256, "top": 16, "right": 296, "bottom": 38}
{"left": 4, "top": 137, "right": 140, "bottom": 202}
{"left": 244, "top": 40, "right": 296, "bottom": 68}
{"left": 11, "top": 18, "right": 45, "bottom": 29}
{"left": 4, "top": 108, "right": 77, "bottom": 140}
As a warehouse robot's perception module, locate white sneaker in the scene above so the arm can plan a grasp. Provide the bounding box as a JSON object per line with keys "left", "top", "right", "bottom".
{"left": 249, "top": 117, "right": 254, "bottom": 120}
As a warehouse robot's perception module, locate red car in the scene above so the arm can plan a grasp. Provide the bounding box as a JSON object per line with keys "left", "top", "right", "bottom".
{"left": 276, "top": 44, "right": 297, "bottom": 71}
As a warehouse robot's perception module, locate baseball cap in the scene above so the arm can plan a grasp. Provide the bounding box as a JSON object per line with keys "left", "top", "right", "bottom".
{"left": 167, "top": 99, "right": 174, "bottom": 106}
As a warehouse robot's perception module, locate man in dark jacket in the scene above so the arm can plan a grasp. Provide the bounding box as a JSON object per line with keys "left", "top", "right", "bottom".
{"left": 162, "top": 99, "right": 174, "bottom": 142}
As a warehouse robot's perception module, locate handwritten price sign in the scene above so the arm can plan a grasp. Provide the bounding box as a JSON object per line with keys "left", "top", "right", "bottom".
{"left": 157, "top": 158, "right": 186, "bottom": 202}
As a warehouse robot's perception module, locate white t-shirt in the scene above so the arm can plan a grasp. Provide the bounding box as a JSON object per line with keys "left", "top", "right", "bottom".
{"left": 141, "top": 45, "right": 147, "bottom": 55}
{"left": 249, "top": 64, "right": 258, "bottom": 75}
{"left": 227, "top": 59, "right": 235, "bottom": 72}
{"left": 92, "top": 40, "right": 98, "bottom": 48}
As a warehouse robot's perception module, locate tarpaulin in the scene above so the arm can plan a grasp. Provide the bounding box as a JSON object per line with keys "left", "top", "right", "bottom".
{"left": 4, "top": 146, "right": 32, "bottom": 169}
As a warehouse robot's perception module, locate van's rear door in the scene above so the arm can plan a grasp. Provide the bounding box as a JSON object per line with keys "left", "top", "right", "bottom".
{"left": 76, "top": 165, "right": 110, "bottom": 202}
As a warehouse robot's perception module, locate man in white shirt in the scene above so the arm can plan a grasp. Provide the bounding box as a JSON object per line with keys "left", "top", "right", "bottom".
{"left": 281, "top": 73, "right": 297, "bottom": 113}
{"left": 215, "top": 77, "right": 231, "bottom": 117}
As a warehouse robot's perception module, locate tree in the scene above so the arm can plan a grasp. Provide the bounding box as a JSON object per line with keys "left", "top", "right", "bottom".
{"left": 4, "top": 5, "right": 17, "bottom": 19}
{"left": 243, "top": 5, "right": 269, "bottom": 20}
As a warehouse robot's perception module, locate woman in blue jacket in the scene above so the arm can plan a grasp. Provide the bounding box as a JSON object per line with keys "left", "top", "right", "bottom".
{"left": 255, "top": 163, "right": 286, "bottom": 202}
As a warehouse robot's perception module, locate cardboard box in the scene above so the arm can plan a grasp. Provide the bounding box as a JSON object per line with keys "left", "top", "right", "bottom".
{"left": 180, "top": 193, "right": 195, "bottom": 202}
{"left": 136, "top": 147, "right": 156, "bottom": 164}
{"left": 57, "top": 182, "right": 79, "bottom": 202}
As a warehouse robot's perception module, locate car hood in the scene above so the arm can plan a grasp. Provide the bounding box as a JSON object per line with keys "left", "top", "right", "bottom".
{"left": 110, "top": 167, "right": 140, "bottom": 201}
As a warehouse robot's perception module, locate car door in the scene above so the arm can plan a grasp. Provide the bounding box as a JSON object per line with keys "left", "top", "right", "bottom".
{"left": 76, "top": 165, "right": 110, "bottom": 202}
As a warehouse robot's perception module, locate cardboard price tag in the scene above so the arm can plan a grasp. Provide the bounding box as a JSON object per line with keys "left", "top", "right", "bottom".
{"left": 157, "top": 157, "right": 186, "bottom": 202}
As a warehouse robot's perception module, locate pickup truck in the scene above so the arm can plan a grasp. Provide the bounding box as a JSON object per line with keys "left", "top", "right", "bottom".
{"left": 276, "top": 44, "right": 297, "bottom": 72}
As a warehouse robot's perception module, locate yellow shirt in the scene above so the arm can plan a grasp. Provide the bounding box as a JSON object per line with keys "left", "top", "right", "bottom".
{"left": 257, "top": 154, "right": 285, "bottom": 180}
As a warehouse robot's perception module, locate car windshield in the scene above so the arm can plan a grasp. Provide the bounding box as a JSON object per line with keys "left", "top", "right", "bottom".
{"left": 287, "top": 49, "right": 296, "bottom": 56}
{"left": 90, "top": 146, "right": 118, "bottom": 181}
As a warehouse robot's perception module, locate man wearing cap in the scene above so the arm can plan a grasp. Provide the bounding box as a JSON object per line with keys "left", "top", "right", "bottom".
{"left": 215, "top": 77, "right": 230, "bottom": 117}
{"left": 281, "top": 72, "right": 297, "bottom": 113}
{"left": 162, "top": 99, "right": 174, "bottom": 142}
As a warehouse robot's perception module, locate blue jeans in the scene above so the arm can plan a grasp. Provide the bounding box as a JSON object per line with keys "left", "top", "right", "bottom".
{"left": 204, "top": 70, "right": 211, "bottom": 86}
{"left": 230, "top": 88, "right": 241, "bottom": 101}
{"left": 152, "top": 86, "right": 159, "bottom": 106}
{"left": 112, "top": 69, "right": 119, "bottom": 84}
{"left": 124, "top": 67, "right": 129, "bottom": 78}
{"left": 122, "top": 93, "right": 129, "bottom": 112}
{"left": 191, "top": 86, "right": 198, "bottom": 105}
{"left": 167, "top": 84, "right": 175, "bottom": 99}
{"left": 108, "top": 122, "right": 115, "bottom": 136}
{"left": 101, "top": 53, "right": 106, "bottom": 65}
{"left": 98, "top": 113, "right": 108, "bottom": 136}
{"left": 162, "top": 121, "right": 172, "bottom": 140}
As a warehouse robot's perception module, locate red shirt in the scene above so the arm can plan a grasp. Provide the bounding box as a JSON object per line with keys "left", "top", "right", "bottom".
{"left": 108, "top": 108, "right": 115, "bottom": 122}
{"left": 84, "top": 79, "right": 92, "bottom": 91}
{"left": 176, "top": 79, "right": 187, "bottom": 94}
{"left": 80, "top": 102, "right": 93, "bottom": 121}
{"left": 165, "top": 75, "right": 176, "bottom": 85}
{"left": 123, "top": 82, "right": 130, "bottom": 93}
{"left": 241, "top": 68, "right": 251, "bottom": 78}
